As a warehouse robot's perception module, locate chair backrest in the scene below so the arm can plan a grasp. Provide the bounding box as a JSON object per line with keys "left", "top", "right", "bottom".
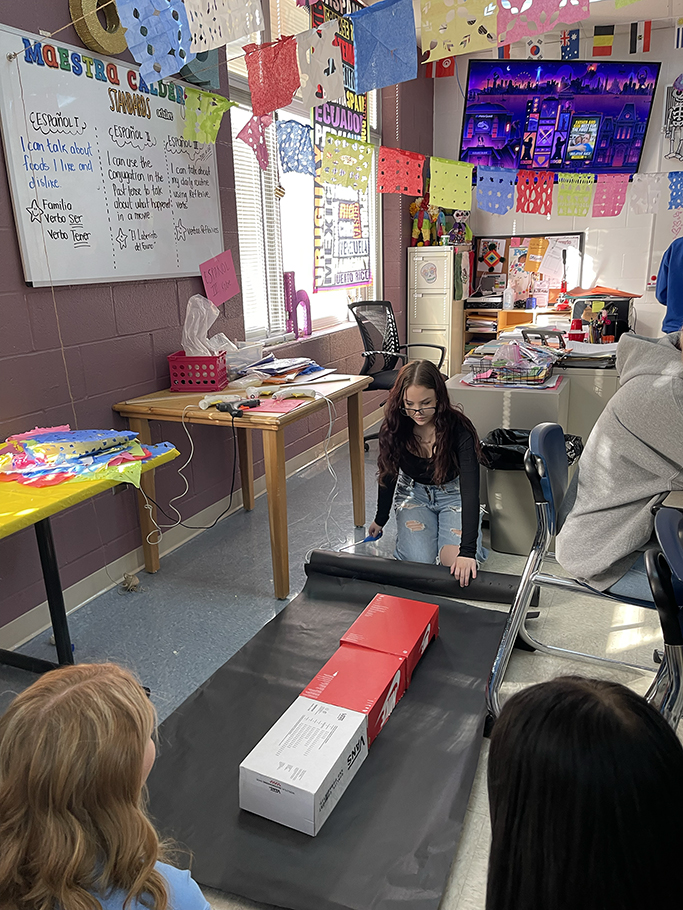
{"left": 524, "top": 423, "right": 569, "bottom": 522}
{"left": 655, "top": 508, "right": 683, "bottom": 581}
{"left": 348, "top": 301, "right": 402, "bottom": 375}
{"left": 644, "top": 548, "right": 683, "bottom": 646}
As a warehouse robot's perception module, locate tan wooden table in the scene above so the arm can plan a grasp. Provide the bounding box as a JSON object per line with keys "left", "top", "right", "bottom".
{"left": 113, "top": 375, "right": 372, "bottom": 599}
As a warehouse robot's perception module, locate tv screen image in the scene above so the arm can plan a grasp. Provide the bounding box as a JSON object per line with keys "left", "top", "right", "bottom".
{"left": 459, "top": 60, "right": 660, "bottom": 174}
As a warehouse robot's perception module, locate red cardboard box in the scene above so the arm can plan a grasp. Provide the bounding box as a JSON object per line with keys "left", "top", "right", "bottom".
{"left": 340, "top": 594, "right": 439, "bottom": 685}
{"left": 301, "top": 643, "right": 406, "bottom": 745}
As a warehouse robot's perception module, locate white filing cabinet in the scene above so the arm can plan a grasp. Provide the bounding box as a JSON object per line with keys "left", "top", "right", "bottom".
{"left": 407, "top": 247, "right": 466, "bottom": 376}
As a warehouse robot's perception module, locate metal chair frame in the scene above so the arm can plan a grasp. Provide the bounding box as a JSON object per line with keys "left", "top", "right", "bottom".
{"left": 486, "top": 422, "right": 668, "bottom": 721}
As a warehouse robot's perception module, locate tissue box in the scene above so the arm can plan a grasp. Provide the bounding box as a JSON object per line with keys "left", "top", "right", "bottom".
{"left": 167, "top": 351, "right": 228, "bottom": 391}
{"left": 239, "top": 696, "right": 368, "bottom": 836}
{"left": 301, "top": 643, "right": 407, "bottom": 745}
{"left": 341, "top": 594, "right": 439, "bottom": 685}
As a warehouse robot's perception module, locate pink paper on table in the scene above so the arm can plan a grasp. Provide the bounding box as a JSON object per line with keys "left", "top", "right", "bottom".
{"left": 200, "top": 250, "right": 240, "bottom": 306}
{"left": 252, "top": 399, "right": 306, "bottom": 413}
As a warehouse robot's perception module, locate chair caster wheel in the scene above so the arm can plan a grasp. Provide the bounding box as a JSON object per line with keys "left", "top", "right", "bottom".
{"left": 654, "top": 648, "right": 664, "bottom": 665}
{"left": 483, "top": 714, "right": 495, "bottom": 738}
{"left": 364, "top": 442, "right": 369, "bottom": 452}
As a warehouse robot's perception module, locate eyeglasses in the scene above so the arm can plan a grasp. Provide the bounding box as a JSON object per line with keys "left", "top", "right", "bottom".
{"left": 400, "top": 406, "right": 436, "bottom": 416}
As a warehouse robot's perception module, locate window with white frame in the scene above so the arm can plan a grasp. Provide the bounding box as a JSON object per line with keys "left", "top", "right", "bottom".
{"left": 228, "top": 0, "right": 382, "bottom": 339}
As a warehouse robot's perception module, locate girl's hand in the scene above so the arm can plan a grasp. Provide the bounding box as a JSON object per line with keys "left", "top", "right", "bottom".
{"left": 451, "top": 556, "right": 477, "bottom": 586}
{"left": 367, "top": 521, "right": 384, "bottom": 540}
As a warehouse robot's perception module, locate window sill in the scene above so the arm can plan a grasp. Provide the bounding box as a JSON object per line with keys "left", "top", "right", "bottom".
{"left": 263, "top": 321, "right": 356, "bottom": 353}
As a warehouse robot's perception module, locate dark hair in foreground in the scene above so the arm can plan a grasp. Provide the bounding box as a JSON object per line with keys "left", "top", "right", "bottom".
{"left": 377, "top": 360, "right": 483, "bottom": 486}
{"left": 486, "top": 676, "right": 683, "bottom": 910}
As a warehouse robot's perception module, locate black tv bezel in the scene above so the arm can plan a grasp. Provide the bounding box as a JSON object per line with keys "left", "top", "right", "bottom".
{"left": 457, "top": 58, "right": 662, "bottom": 176}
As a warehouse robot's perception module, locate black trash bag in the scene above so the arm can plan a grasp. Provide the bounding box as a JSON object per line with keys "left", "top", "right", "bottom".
{"left": 482, "top": 428, "right": 583, "bottom": 471}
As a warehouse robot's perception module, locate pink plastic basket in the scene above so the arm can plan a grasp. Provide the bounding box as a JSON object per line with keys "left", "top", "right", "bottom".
{"left": 167, "top": 351, "right": 229, "bottom": 391}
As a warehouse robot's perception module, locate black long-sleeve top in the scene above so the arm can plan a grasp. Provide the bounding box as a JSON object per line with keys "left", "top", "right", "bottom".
{"left": 374, "top": 418, "right": 480, "bottom": 559}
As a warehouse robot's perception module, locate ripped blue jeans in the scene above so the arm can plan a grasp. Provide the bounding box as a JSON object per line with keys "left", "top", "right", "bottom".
{"left": 393, "top": 471, "right": 487, "bottom": 566}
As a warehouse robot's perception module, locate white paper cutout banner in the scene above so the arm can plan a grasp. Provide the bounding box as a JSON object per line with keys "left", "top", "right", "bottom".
{"left": 296, "top": 21, "right": 345, "bottom": 108}
{"left": 184, "top": 0, "right": 264, "bottom": 52}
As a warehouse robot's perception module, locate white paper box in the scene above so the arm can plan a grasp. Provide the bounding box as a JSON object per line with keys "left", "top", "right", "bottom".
{"left": 239, "top": 696, "right": 368, "bottom": 836}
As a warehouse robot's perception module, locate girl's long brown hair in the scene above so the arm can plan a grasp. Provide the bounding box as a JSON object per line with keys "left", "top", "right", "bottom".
{"left": 377, "top": 360, "right": 484, "bottom": 487}
{"left": 0, "top": 663, "right": 168, "bottom": 910}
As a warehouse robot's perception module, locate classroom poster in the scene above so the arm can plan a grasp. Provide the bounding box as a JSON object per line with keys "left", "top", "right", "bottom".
{"left": 311, "top": 0, "right": 372, "bottom": 291}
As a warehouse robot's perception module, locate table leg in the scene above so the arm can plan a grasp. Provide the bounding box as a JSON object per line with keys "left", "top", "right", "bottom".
{"left": 35, "top": 517, "right": 74, "bottom": 666}
{"left": 129, "top": 417, "right": 160, "bottom": 574}
{"left": 263, "top": 428, "right": 289, "bottom": 599}
{"left": 236, "top": 427, "right": 255, "bottom": 511}
{"left": 347, "top": 391, "right": 366, "bottom": 528}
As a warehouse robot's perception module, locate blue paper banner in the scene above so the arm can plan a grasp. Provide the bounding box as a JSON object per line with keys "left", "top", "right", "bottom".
{"left": 118, "top": 0, "right": 195, "bottom": 83}
{"left": 277, "top": 120, "right": 315, "bottom": 176}
{"left": 476, "top": 166, "right": 515, "bottom": 215}
{"left": 349, "top": 0, "right": 417, "bottom": 95}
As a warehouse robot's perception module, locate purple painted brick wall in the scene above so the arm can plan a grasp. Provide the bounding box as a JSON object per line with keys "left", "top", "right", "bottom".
{"left": 0, "top": 4, "right": 427, "bottom": 628}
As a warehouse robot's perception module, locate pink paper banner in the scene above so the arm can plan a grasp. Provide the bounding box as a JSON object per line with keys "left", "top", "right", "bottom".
{"left": 200, "top": 249, "right": 240, "bottom": 306}
{"left": 592, "top": 173, "right": 630, "bottom": 218}
{"left": 498, "top": 0, "right": 590, "bottom": 47}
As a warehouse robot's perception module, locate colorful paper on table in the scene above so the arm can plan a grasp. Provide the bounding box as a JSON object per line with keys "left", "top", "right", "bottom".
{"left": 244, "top": 37, "right": 300, "bottom": 117}
{"left": 200, "top": 250, "right": 240, "bottom": 306}
{"left": 117, "top": 0, "right": 195, "bottom": 81}
{"left": 429, "top": 158, "right": 474, "bottom": 210}
{"left": 183, "top": 0, "right": 264, "bottom": 51}
{"left": 592, "top": 173, "right": 630, "bottom": 217}
{"left": 420, "top": 0, "right": 497, "bottom": 62}
{"left": 476, "top": 166, "right": 515, "bottom": 215}
{"left": 593, "top": 24, "right": 615, "bottom": 57}
{"left": 669, "top": 172, "right": 683, "bottom": 210}
{"left": 277, "top": 120, "right": 315, "bottom": 176}
{"left": 252, "top": 399, "right": 307, "bottom": 413}
{"left": 349, "top": 0, "right": 417, "bottom": 93}
{"left": 525, "top": 236, "right": 549, "bottom": 273}
{"left": 321, "top": 135, "right": 374, "bottom": 192}
{"left": 556, "top": 173, "right": 594, "bottom": 217}
{"left": 183, "top": 88, "right": 235, "bottom": 143}
{"left": 377, "top": 147, "right": 425, "bottom": 195}
{"left": 515, "top": 170, "right": 553, "bottom": 215}
{"left": 237, "top": 114, "right": 273, "bottom": 170}
{"left": 630, "top": 172, "right": 663, "bottom": 214}
{"left": 561, "top": 28, "right": 580, "bottom": 60}
{"left": 497, "top": 0, "right": 589, "bottom": 47}
{"left": 425, "top": 56, "right": 456, "bottom": 77}
{"left": 296, "top": 21, "right": 345, "bottom": 108}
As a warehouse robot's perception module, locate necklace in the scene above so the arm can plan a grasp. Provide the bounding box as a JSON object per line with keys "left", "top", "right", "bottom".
{"left": 413, "top": 430, "right": 435, "bottom": 456}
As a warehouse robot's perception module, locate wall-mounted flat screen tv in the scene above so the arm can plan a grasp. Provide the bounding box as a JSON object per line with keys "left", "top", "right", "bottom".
{"left": 459, "top": 60, "right": 660, "bottom": 174}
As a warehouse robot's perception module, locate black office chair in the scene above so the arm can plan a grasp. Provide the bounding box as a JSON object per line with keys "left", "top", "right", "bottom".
{"left": 643, "top": 508, "right": 683, "bottom": 731}
{"left": 348, "top": 300, "right": 445, "bottom": 449}
{"left": 486, "top": 422, "right": 668, "bottom": 722}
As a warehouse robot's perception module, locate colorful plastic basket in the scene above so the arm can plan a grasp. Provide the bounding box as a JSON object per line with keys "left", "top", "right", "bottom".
{"left": 167, "top": 351, "right": 229, "bottom": 391}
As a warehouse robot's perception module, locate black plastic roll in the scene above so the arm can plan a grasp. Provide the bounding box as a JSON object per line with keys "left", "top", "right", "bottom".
{"left": 306, "top": 549, "right": 533, "bottom": 606}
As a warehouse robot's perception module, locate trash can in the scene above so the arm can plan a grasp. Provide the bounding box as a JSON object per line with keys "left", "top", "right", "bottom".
{"left": 482, "top": 429, "right": 583, "bottom": 556}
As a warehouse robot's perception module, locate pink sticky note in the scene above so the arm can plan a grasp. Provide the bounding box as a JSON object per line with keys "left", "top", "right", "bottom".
{"left": 510, "top": 237, "right": 521, "bottom": 247}
{"left": 200, "top": 249, "right": 240, "bottom": 307}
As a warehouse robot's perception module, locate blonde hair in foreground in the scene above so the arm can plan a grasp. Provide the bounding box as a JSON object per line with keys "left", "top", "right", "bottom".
{"left": 0, "top": 662, "right": 168, "bottom": 910}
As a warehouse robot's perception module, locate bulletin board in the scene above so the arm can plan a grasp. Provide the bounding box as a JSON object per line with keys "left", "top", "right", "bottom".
{"left": 0, "top": 23, "right": 224, "bottom": 287}
{"left": 474, "top": 233, "right": 584, "bottom": 300}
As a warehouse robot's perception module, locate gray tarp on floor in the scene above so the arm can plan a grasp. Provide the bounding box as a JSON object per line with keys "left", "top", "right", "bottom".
{"left": 147, "top": 551, "right": 509, "bottom": 910}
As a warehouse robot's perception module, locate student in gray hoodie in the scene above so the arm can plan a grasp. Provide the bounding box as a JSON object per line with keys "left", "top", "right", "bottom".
{"left": 556, "top": 332, "right": 683, "bottom": 601}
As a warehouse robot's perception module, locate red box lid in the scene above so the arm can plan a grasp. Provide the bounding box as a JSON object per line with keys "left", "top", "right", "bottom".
{"left": 340, "top": 594, "right": 439, "bottom": 684}
{"left": 301, "top": 643, "right": 406, "bottom": 745}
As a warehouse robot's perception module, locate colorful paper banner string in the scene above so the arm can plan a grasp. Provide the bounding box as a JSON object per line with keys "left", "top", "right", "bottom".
{"left": 591, "top": 173, "right": 630, "bottom": 218}
{"left": 497, "top": 0, "right": 589, "bottom": 48}
{"left": 277, "top": 120, "right": 315, "bottom": 176}
{"left": 377, "top": 147, "right": 425, "bottom": 195}
{"left": 429, "top": 158, "right": 474, "bottom": 210}
{"left": 630, "top": 173, "right": 663, "bottom": 215}
{"left": 349, "top": 0, "right": 417, "bottom": 94}
{"left": 476, "top": 165, "right": 515, "bottom": 214}
{"left": 183, "top": 0, "right": 264, "bottom": 52}
{"left": 515, "top": 169, "right": 554, "bottom": 215}
{"left": 244, "top": 36, "right": 300, "bottom": 117}
{"left": 421, "top": 0, "right": 498, "bottom": 62}
{"left": 183, "top": 88, "right": 236, "bottom": 143}
{"left": 237, "top": 114, "right": 273, "bottom": 170}
{"left": 556, "top": 173, "right": 594, "bottom": 217}
{"left": 296, "top": 21, "right": 345, "bottom": 108}
{"left": 669, "top": 172, "right": 683, "bottom": 210}
{"left": 118, "top": 0, "right": 195, "bottom": 82}
{"left": 180, "top": 49, "right": 221, "bottom": 91}
{"left": 321, "top": 135, "right": 374, "bottom": 192}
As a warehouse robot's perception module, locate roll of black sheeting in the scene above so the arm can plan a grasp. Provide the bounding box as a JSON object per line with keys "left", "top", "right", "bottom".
{"left": 306, "top": 549, "right": 534, "bottom": 605}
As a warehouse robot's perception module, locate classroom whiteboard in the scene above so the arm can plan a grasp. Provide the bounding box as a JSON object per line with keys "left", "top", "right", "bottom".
{"left": 0, "top": 23, "right": 224, "bottom": 286}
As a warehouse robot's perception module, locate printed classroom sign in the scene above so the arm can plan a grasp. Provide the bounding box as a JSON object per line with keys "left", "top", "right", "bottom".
{"left": 310, "top": 0, "right": 372, "bottom": 292}
{"left": 0, "top": 24, "right": 223, "bottom": 286}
